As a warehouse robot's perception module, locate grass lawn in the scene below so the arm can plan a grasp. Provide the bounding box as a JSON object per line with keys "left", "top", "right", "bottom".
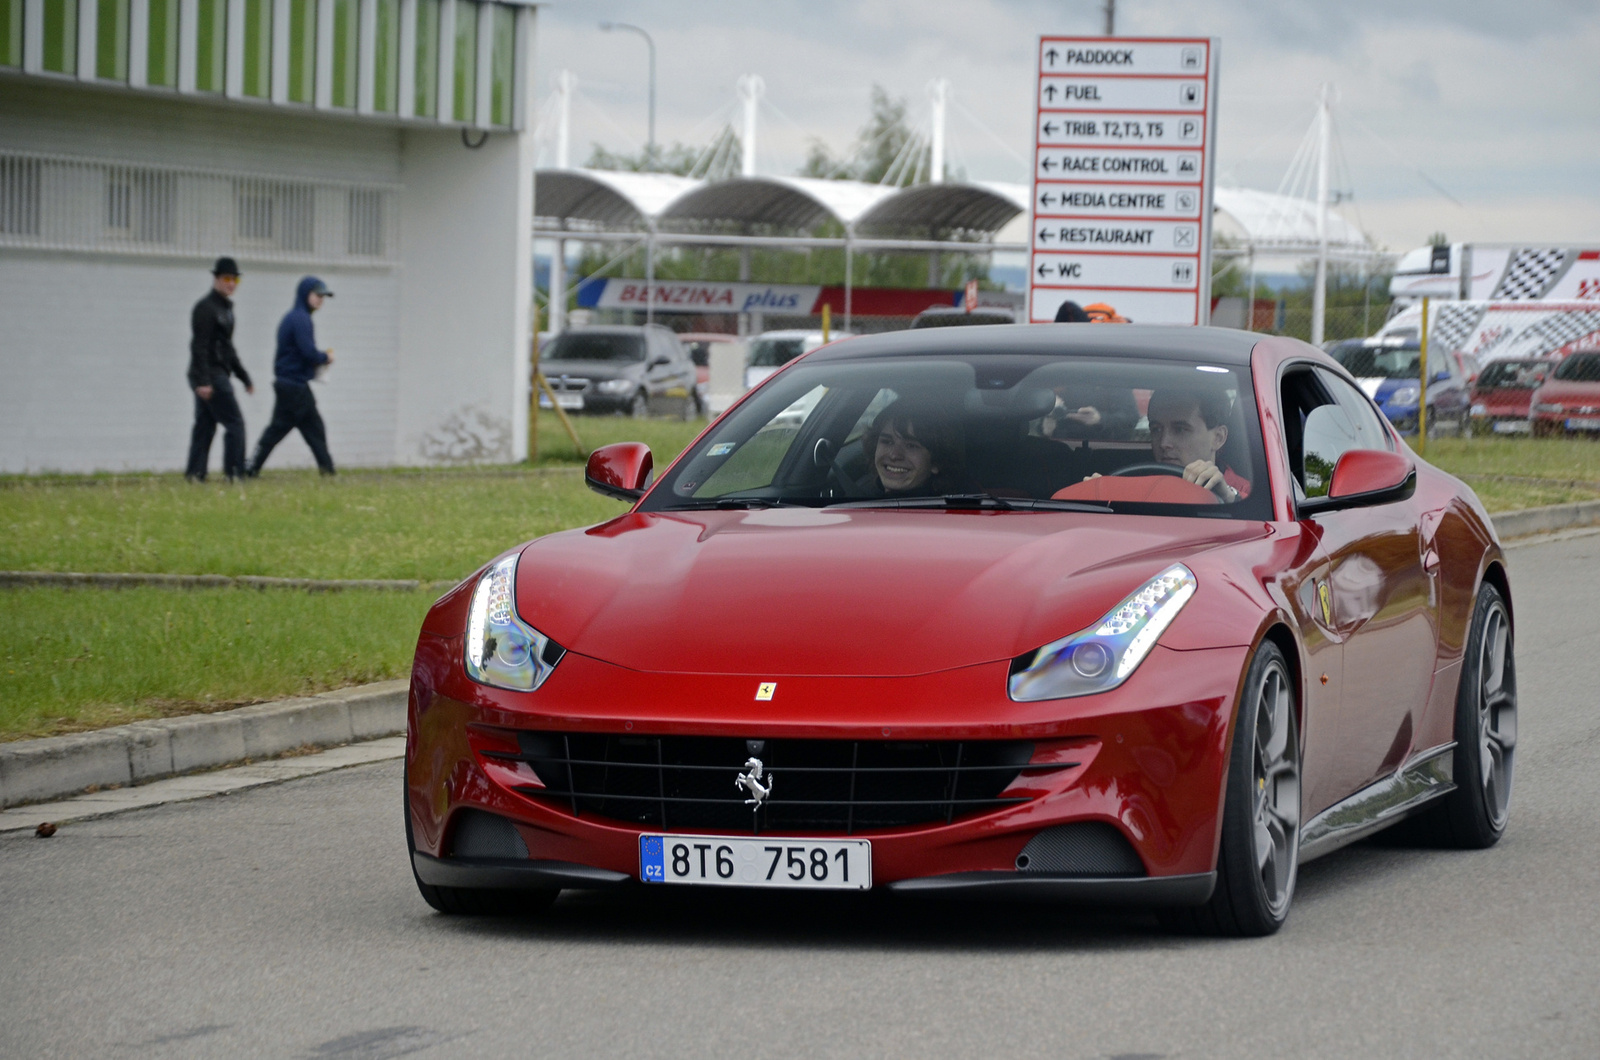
{"left": 0, "top": 585, "right": 436, "bottom": 740}
{"left": 0, "top": 419, "right": 1594, "bottom": 741}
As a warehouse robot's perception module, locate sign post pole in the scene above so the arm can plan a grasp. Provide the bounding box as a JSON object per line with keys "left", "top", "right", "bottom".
{"left": 1418, "top": 296, "right": 1430, "bottom": 455}
{"left": 1028, "top": 36, "right": 1219, "bottom": 326}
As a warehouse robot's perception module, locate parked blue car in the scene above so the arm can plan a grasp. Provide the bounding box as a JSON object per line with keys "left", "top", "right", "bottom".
{"left": 1327, "top": 339, "right": 1472, "bottom": 435}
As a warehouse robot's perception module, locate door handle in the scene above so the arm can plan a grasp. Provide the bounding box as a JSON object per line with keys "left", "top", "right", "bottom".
{"left": 1422, "top": 548, "right": 1440, "bottom": 575}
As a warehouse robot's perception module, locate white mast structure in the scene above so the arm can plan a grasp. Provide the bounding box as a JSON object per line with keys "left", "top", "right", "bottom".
{"left": 928, "top": 78, "right": 948, "bottom": 184}
{"left": 548, "top": 70, "right": 576, "bottom": 335}
{"left": 1311, "top": 83, "right": 1333, "bottom": 346}
{"left": 738, "top": 75, "right": 764, "bottom": 178}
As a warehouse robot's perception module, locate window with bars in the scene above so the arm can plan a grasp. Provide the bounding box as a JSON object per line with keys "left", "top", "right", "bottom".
{"left": 0, "top": 152, "right": 395, "bottom": 263}
{"left": 235, "top": 179, "right": 314, "bottom": 253}
{"left": 104, "top": 169, "right": 176, "bottom": 243}
{"left": 347, "top": 189, "right": 384, "bottom": 256}
{"left": 0, "top": 157, "right": 41, "bottom": 236}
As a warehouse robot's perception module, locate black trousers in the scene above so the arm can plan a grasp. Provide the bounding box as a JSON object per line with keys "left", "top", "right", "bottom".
{"left": 186, "top": 375, "right": 246, "bottom": 480}
{"left": 250, "top": 382, "right": 335, "bottom": 474}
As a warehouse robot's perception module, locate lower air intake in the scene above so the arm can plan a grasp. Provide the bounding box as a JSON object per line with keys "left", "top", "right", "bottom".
{"left": 1015, "top": 822, "right": 1145, "bottom": 876}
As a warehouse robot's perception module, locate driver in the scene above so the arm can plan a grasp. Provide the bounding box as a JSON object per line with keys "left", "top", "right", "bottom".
{"left": 859, "top": 400, "right": 966, "bottom": 497}
{"left": 1084, "top": 387, "right": 1249, "bottom": 502}
{"left": 1146, "top": 387, "right": 1249, "bottom": 501}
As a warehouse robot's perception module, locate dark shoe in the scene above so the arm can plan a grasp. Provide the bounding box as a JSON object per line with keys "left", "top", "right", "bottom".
{"left": 184, "top": 473, "right": 206, "bottom": 484}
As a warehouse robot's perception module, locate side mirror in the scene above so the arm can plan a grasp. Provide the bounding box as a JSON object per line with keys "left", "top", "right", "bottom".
{"left": 1297, "top": 449, "right": 1415, "bottom": 517}
{"left": 585, "top": 442, "right": 653, "bottom": 502}
{"left": 649, "top": 356, "right": 670, "bottom": 369}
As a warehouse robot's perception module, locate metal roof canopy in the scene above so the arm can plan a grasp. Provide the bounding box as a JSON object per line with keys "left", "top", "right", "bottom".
{"left": 1212, "top": 187, "right": 1381, "bottom": 261}
{"left": 854, "top": 181, "right": 1030, "bottom": 237}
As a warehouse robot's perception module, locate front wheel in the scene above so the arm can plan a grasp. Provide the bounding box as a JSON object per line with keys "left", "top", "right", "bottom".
{"left": 1162, "top": 641, "right": 1301, "bottom": 937}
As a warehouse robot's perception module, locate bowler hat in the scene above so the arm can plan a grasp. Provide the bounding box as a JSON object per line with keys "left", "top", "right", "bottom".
{"left": 212, "top": 256, "right": 242, "bottom": 277}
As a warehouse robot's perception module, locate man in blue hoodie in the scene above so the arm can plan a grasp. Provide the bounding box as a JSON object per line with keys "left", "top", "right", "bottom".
{"left": 247, "top": 276, "right": 336, "bottom": 476}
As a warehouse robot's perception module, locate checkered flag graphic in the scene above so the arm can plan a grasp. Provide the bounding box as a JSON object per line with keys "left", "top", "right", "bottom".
{"left": 1429, "top": 303, "right": 1485, "bottom": 352}
{"left": 1503, "top": 310, "right": 1600, "bottom": 359}
{"left": 1492, "top": 248, "right": 1568, "bottom": 300}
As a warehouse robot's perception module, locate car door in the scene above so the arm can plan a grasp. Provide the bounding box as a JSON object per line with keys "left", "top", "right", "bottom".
{"left": 1284, "top": 364, "right": 1437, "bottom": 810}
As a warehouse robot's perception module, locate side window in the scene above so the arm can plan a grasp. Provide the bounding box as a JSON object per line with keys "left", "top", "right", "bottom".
{"left": 1279, "top": 367, "right": 1335, "bottom": 496}
{"left": 1315, "top": 369, "right": 1393, "bottom": 453}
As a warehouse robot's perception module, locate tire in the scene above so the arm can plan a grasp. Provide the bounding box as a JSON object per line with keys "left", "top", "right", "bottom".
{"left": 1161, "top": 641, "right": 1301, "bottom": 937}
{"left": 1402, "top": 583, "right": 1516, "bottom": 848}
{"left": 628, "top": 390, "right": 649, "bottom": 419}
{"left": 405, "top": 762, "right": 559, "bottom": 916}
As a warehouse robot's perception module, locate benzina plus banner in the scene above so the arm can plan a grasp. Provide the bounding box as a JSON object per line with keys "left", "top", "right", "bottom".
{"left": 574, "top": 279, "right": 985, "bottom": 317}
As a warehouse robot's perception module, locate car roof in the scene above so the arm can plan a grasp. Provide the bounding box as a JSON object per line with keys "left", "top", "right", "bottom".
{"left": 807, "top": 323, "right": 1263, "bottom": 366}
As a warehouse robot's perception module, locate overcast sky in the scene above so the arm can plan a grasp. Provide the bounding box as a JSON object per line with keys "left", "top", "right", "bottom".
{"left": 536, "top": 0, "right": 1599, "bottom": 252}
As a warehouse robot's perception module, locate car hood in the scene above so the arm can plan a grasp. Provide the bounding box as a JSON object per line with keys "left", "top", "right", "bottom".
{"left": 514, "top": 508, "right": 1268, "bottom": 676}
{"left": 540, "top": 359, "right": 643, "bottom": 380}
{"left": 1535, "top": 380, "right": 1600, "bottom": 404}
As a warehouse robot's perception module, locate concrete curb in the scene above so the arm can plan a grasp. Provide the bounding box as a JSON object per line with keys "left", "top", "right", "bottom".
{"left": 0, "top": 571, "right": 443, "bottom": 592}
{"left": 0, "top": 680, "right": 407, "bottom": 809}
{"left": 1490, "top": 499, "right": 1600, "bottom": 540}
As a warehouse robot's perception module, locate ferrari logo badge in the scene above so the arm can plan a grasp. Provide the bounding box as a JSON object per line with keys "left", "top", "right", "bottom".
{"left": 1317, "top": 581, "right": 1332, "bottom": 626}
{"left": 755, "top": 682, "right": 776, "bottom": 701}
{"left": 735, "top": 757, "right": 773, "bottom": 808}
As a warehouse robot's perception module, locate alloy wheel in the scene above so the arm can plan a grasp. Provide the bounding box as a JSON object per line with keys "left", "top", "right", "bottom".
{"left": 1476, "top": 600, "right": 1516, "bottom": 829}
{"left": 1253, "top": 659, "right": 1301, "bottom": 919}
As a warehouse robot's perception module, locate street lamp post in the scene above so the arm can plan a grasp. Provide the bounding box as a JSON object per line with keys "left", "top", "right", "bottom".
{"left": 599, "top": 21, "right": 655, "bottom": 170}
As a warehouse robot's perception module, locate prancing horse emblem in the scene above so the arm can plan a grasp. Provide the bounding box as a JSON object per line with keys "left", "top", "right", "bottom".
{"left": 735, "top": 757, "right": 773, "bottom": 808}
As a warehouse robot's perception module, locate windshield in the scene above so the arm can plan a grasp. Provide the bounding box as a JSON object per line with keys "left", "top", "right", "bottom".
{"left": 642, "top": 352, "right": 1271, "bottom": 520}
{"left": 1554, "top": 354, "right": 1600, "bottom": 382}
{"left": 543, "top": 332, "right": 645, "bottom": 363}
{"left": 748, "top": 338, "right": 807, "bottom": 368}
{"left": 1477, "top": 360, "right": 1549, "bottom": 389}
{"left": 1336, "top": 345, "right": 1431, "bottom": 379}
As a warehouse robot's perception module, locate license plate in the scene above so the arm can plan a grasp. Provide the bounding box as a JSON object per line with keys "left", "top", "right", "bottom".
{"left": 538, "top": 393, "right": 584, "bottom": 410}
{"left": 639, "top": 833, "right": 871, "bottom": 890}
{"left": 1566, "top": 417, "right": 1600, "bottom": 430}
{"left": 1492, "top": 420, "right": 1531, "bottom": 433}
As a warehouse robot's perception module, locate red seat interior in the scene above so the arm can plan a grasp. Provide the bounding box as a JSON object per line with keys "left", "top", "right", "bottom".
{"left": 1053, "top": 475, "right": 1220, "bottom": 505}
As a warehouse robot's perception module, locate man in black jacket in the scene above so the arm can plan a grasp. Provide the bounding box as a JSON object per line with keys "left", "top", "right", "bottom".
{"left": 185, "top": 256, "right": 255, "bottom": 481}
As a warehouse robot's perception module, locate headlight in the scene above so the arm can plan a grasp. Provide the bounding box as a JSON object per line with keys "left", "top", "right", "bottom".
{"left": 1008, "top": 565, "right": 1197, "bottom": 702}
{"left": 464, "top": 554, "right": 563, "bottom": 691}
{"left": 1389, "top": 386, "right": 1420, "bottom": 405}
{"left": 597, "top": 378, "right": 635, "bottom": 395}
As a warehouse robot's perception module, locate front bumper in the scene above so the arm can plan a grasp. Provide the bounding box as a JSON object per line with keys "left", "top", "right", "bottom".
{"left": 406, "top": 633, "right": 1248, "bottom": 899}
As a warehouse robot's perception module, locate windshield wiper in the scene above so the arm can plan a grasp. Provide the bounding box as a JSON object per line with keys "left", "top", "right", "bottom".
{"left": 656, "top": 496, "right": 808, "bottom": 511}
{"left": 826, "top": 493, "right": 1112, "bottom": 514}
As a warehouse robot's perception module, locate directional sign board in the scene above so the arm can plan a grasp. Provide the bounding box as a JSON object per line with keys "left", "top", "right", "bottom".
{"left": 1029, "top": 37, "right": 1219, "bottom": 325}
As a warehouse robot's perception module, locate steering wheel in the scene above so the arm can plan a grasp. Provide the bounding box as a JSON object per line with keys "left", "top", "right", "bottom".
{"left": 1112, "top": 462, "right": 1187, "bottom": 478}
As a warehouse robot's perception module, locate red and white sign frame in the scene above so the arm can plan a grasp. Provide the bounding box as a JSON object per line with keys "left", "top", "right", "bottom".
{"left": 1028, "top": 36, "right": 1219, "bottom": 325}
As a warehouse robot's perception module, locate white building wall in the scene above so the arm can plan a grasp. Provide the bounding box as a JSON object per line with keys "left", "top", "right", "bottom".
{"left": 0, "top": 258, "right": 398, "bottom": 473}
{"left": 0, "top": 81, "right": 403, "bottom": 473}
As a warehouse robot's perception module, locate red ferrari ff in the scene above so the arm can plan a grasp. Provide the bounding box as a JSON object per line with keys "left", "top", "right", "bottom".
{"left": 406, "top": 325, "right": 1516, "bottom": 936}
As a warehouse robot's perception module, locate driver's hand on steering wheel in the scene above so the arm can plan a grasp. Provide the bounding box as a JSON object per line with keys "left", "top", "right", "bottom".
{"left": 1184, "top": 460, "right": 1236, "bottom": 501}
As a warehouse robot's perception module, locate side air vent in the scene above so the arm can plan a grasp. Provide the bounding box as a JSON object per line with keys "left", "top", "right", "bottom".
{"left": 1015, "top": 822, "right": 1145, "bottom": 876}
{"left": 448, "top": 809, "right": 529, "bottom": 860}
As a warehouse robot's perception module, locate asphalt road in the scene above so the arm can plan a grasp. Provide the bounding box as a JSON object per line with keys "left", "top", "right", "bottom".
{"left": 4, "top": 531, "right": 1598, "bottom": 1060}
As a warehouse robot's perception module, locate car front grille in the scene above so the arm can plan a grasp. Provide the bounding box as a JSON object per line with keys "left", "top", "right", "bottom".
{"left": 546, "top": 376, "right": 590, "bottom": 393}
{"left": 491, "top": 732, "right": 1056, "bottom": 834}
